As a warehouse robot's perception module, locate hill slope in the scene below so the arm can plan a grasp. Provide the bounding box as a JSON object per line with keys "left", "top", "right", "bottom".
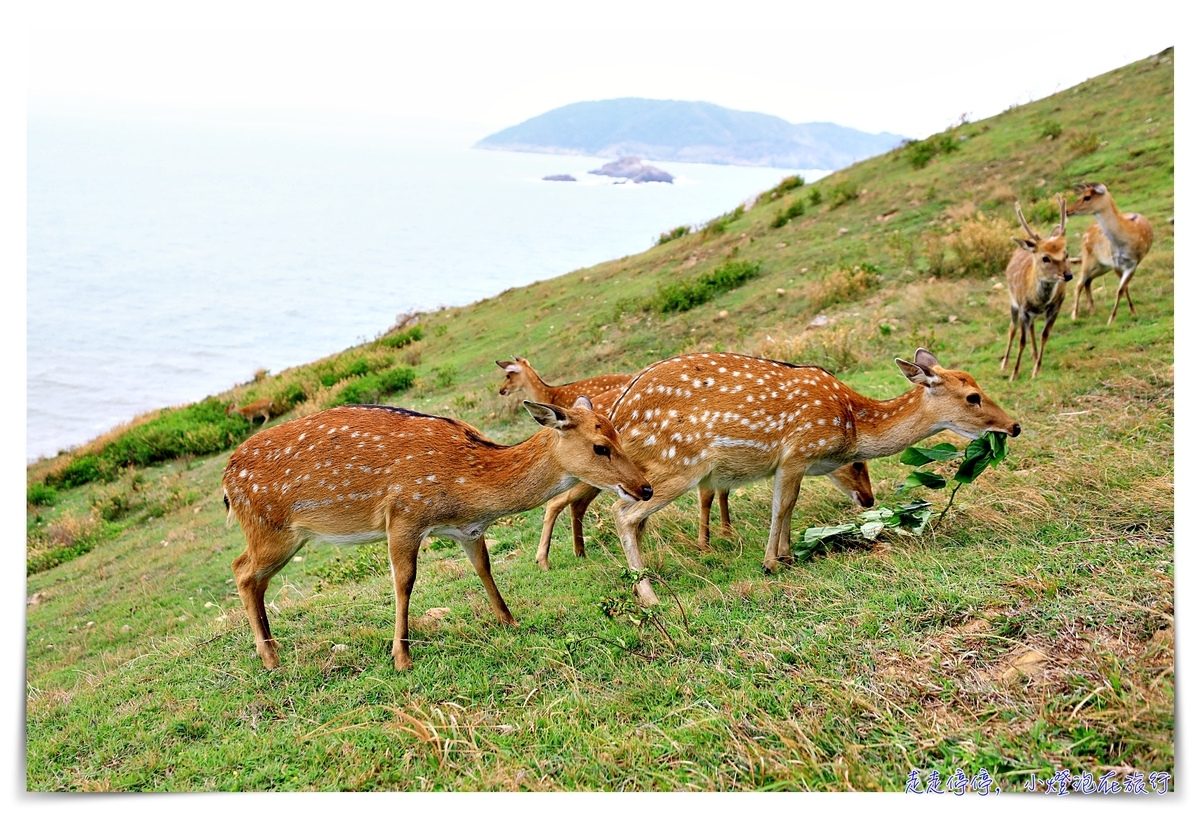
{"left": 475, "top": 97, "right": 905, "bottom": 169}
{"left": 26, "top": 50, "right": 1173, "bottom": 791}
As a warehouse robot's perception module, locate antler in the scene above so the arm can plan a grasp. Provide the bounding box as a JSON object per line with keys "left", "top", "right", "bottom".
{"left": 1050, "top": 193, "right": 1067, "bottom": 237}
{"left": 1015, "top": 201, "right": 1039, "bottom": 241}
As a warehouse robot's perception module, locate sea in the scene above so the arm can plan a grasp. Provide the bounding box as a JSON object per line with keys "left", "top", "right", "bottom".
{"left": 26, "top": 104, "right": 827, "bottom": 462}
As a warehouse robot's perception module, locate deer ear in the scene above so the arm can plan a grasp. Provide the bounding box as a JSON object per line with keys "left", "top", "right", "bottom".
{"left": 571, "top": 395, "right": 594, "bottom": 411}
{"left": 496, "top": 360, "right": 514, "bottom": 369}
{"left": 1093, "top": 184, "right": 1106, "bottom": 195}
{"left": 525, "top": 400, "right": 572, "bottom": 430}
{"left": 1013, "top": 237, "right": 1036, "bottom": 250}
{"left": 897, "top": 351, "right": 942, "bottom": 386}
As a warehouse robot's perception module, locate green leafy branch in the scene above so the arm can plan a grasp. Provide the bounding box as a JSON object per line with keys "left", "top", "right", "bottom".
{"left": 799, "top": 430, "right": 1011, "bottom": 557}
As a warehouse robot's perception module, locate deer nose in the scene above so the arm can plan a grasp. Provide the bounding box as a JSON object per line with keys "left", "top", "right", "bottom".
{"left": 640, "top": 485, "right": 654, "bottom": 501}
{"left": 860, "top": 494, "right": 874, "bottom": 509}
{"left": 1011, "top": 423, "right": 1022, "bottom": 437}
{"left": 1063, "top": 272, "right": 1073, "bottom": 282}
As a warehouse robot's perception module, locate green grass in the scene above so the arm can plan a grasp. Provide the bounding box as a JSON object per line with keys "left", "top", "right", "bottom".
{"left": 25, "top": 50, "right": 1174, "bottom": 791}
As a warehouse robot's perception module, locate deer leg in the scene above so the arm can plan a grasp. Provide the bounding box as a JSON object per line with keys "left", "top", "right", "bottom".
{"left": 1032, "top": 304, "right": 1061, "bottom": 379}
{"left": 1001, "top": 306, "right": 1019, "bottom": 371}
{"left": 232, "top": 527, "right": 302, "bottom": 670}
{"left": 613, "top": 475, "right": 694, "bottom": 606}
{"left": 537, "top": 484, "right": 586, "bottom": 570}
{"left": 461, "top": 534, "right": 516, "bottom": 626}
{"left": 1010, "top": 313, "right": 1030, "bottom": 381}
{"left": 1109, "top": 268, "right": 1136, "bottom": 324}
{"left": 570, "top": 486, "right": 601, "bottom": 558}
{"left": 698, "top": 486, "right": 715, "bottom": 550}
{"left": 387, "top": 526, "right": 421, "bottom": 671}
{"left": 718, "top": 490, "right": 732, "bottom": 538}
{"left": 765, "top": 464, "right": 806, "bottom": 574}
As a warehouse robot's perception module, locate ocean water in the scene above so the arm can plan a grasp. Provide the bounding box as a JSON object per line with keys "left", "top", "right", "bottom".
{"left": 27, "top": 109, "right": 826, "bottom": 462}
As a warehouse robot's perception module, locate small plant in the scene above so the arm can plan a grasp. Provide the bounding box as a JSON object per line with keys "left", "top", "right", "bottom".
{"left": 1069, "top": 131, "right": 1102, "bottom": 156}
{"left": 757, "top": 175, "right": 805, "bottom": 205}
{"left": 800, "top": 431, "right": 1011, "bottom": 558}
{"left": 703, "top": 205, "right": 745, "bottom": 235}
{"left": 379, "top": 324, "right": 424, "bottom": 349}
{"left": 657, "top": 225, "right": 691, "bottom": 245}
{"left": 332, "top": 367, "right": 417, "bottom": 406}
{"left": 434, "top": 324, "right": 448, "bottom": 338}
{"left": 904, "top": 132, "right": 961, "bottom": 170}
{"left": 433, "top": 364, "right": 459, "bottom": 389}
{"left": 1039, "top": 120, "right": 1064, "bottom": 140}
{"left": 803, "top": 263, "right": 881, "bottom": 312}
{"left": 771, "top": 197, "right": 806, "bottom": 228}
{"left": 828, "top": 182, "right": 861, "bottom": 210}
{"left": 947, "top": 214, "right": 1015, "bottom": 276}
{"left": 886, "top": 231, "right": 918, "bottom": 269}
{"left": 27, "top": 483, "right": 57, "bottom": 507}
{"left": 808, "top": 188, "right": 822, "bottom": 206}
{"left": 643, "top": 260, "right": 762, "bottom": 314}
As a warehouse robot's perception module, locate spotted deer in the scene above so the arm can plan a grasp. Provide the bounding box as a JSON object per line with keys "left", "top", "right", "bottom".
{"left": 1000, "top": 196, "right": 1074, "bottom": 380}
{"left": 226, "top": 398, "right": 276, "bottom": 424}
{"left": 533, "top": 387, "right": 874, "bottom": 569}
{"left": 1065, "top": 183, "right": 1155, "bottom": 325}
{"left": 496, "top": 356, "right": 631, "bottom": 406}
{"left": 601, "top": 349, "right": 1019, "bottom": 604}
{"left": 221, "top": 399, "right": 652, "bottom": 671}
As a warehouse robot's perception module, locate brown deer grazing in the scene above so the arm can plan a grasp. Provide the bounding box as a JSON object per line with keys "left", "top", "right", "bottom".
{"left": 1000, "top": 196, "right": 1074, "bottom": 380}
{"left": 533, "top": 387, "right": 874, "bottom": 569}
{"left": 496, "top": 356, "right": 631, "bottom": 406}
{"left": 226, "top": 398, "right": 276, "bottom": 424}
{"left": 601, "top": 349, "right": 1019, "bottom": 604}
{"left": 1065, "top": 183, "right": 1155, "bottom": 325}
{"left": 222, "top": 399, "right": 652, "bottom": 671}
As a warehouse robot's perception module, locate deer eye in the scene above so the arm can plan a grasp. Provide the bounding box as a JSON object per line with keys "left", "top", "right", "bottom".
{"left": 1042, "top": 255, "right": 1050, "bottom": 263}
{"left": 593, "top": 444, "right": 611, "bottom": 457}
{"left": 967, "top": 393, "right": 982, "bottom": 406}
{"left": 1083, "top": 195, "right": 1091, "bottom": 201}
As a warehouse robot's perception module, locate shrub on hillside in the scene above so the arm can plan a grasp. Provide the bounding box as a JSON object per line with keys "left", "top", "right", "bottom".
{"left": 758, "top": 175, "right": 805, "bottom": 204}
{"left": 1068, "top": 131, "right": 1102, "bottom": 156}
{"left": 657, "top": 225, "right": 691, "bottom": 245}
{"left": 828, "top": 182, "right": 861, "bottom": 210}
{"left": 45, "top": 398, "right": 252, "bottom": 489}
{"left": 333, "top": 367, "right": 417, "bottom": 406}
{"left": 645, "top": 260, "right": 763, "bottom": 313}
{"left": 903, "top": 132, "right": 961, "bottom": 170}
{"left": 947, "top": 214, "right": 1015, "bottom": 277}
{"left": 1039, "top": 120, "right": 1064, "bottom": 140}
{"left": 27, "top": 482, "right": 57, "bottom": 507}
{"left": 378, "top": 324, "right": 424, "bottom": 349}
{"left": 804, "top": 264, "right": 882, "bottom": 313}
{"left": 703, "top": 205, "right": 745, "bottom": 236}
{"left": 771, "top": 198, "right": 806, "bottom": 228}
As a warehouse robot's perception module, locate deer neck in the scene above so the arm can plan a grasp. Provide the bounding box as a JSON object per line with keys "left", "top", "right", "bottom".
{"left": 474, "top": 430, "right": 578, "bottom": 516}
{"left": 1091, "top": 197, "right": 1132, "bottom": 245}
{"left": 848, "top": 387, "right": 940, "bottom": 460}
{"left": 520, "top": 370, "right": 556, "bottom": 404}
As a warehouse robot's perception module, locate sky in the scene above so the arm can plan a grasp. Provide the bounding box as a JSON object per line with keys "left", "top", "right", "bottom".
{"left": 20, "top": 1, "right": 1177, "bottom": 140}
{"left": 2, "top": 1, "right": 1195, "bottom": 812}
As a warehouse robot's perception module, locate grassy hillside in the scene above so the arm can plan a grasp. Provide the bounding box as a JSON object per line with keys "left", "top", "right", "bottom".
{"left": 25, "top": 50, "right": 1174, "bottom": 791}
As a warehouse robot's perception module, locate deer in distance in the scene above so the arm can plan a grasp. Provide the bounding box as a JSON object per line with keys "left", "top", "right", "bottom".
{"left": 222, "top": 398, "right": 652, "bottom": 671}
{"left": 495, "top": 356, "right": 631, "bottom": 407}
{"left": 599, "top": 349, "right": 1019, "bottom": 605}
{"left": 529, "top": 385, "right": 875, "bottom": 570}
{"left": 226, "top": 398, "right": 276, "bottom": 424}
{"left": 1065, "top": 182, "right": 1155, "bottom": 325}
{"left": 1000, "top": 195, "right": 1074, "bottom": 380}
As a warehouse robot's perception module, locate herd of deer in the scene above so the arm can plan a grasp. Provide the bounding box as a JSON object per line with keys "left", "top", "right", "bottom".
{"left": 221, "top": 181, "right": 1152, "bottom": 671}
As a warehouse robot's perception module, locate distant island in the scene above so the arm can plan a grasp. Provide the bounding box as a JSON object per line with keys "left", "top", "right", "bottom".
{"left": 476, "top": 98, "right": 906, "bottom": 170}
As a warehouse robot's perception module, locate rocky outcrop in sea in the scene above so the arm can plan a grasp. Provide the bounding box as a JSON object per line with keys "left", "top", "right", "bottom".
{"left": 588, "top": 157, "right": 673, "bottom": 184}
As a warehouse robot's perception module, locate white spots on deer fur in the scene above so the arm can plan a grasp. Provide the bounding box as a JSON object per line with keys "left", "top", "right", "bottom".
{"left": 239, "top": 469, "right": 248, "bottom": 478}
{"left": 413, "top": 492, "right": 422, "bottom": 500}
{"left": 668, "top": 409, "right": 678, "bottom": 418}
{"left": 456, "top": 477, "right": 466, "bottom": 484}
{"left": 818, "top": 418, "right": 826, "bottom": 425}
{"left": 252, "top": 484, "right": 259, "bottom": 492}
{"left": 718, "top": 367, "right": 727, "bottom": 374}
{"left": 646, "top": 433, "right": 658, "bottom": 445}
{"left": 805, "top": 422, "right": 813, "bottom": 429}
{"left": 427, "top": 475, "right": 436, "bottom": 482}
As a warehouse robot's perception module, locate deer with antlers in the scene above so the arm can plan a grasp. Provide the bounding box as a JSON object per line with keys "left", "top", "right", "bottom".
{"left": 532, "top": 387, "right": 875, "bottom": 570}
{"left": 222, "top": 399, "right": 652, "bottom": 671}
{"left": 598, "top": 349, "right": 1019, "bottom": 605}
{"left": 1065, "top": 183, "right": 1155, "bottom": 325}
{"left": 1000, "top": 195, "right": 1074, "bottom": 380}
{"left": 495, "top": 356, "right": 631, "bottom": 406}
